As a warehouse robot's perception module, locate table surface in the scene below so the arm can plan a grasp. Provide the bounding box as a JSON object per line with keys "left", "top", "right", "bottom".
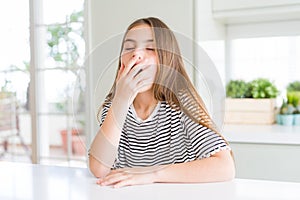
{"left": 1, "top": 162, "right": 300, "bottom": 200}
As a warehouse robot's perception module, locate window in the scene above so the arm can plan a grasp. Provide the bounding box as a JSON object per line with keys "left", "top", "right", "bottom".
{"left": 0, "top": 0, "right": 87, "bottom": 167}
{"left": 227, "top": 21, "right": 300, "bottom": 101}
{"left": 0, "top": 0, "right": 31, "bottom": 161}
{"left": 230, "top": 36, "right": 300, "bottom": 95}
{"left": 34, "top": 0, "right": 86, "bottom": 166}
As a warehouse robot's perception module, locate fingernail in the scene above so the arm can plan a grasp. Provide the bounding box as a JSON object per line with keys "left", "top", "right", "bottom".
{"left": 101, "top": 182, "right": 106, "bottom": 186}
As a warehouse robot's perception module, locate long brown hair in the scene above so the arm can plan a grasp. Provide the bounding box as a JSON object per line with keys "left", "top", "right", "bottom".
{"left": 98, "top": 17, "right": 219, "bottom": 133}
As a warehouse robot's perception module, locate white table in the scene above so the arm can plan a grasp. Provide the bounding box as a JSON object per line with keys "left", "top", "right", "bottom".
{"left": 1, "top": 162, "right": 300, "bottom": 200}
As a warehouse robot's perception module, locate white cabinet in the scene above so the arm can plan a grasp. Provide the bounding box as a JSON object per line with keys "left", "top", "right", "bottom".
{"left": 230, "top": 143, "right": 300, "bottom": 182}
{"left": 212, "top": 0, "right": 300, "bottom": 24}
{"left": 223, "top": 125, "right": 300, "bottom": 182}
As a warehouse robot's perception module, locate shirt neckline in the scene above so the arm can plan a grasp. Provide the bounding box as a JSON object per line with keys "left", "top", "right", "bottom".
{"left": 130, "top": 101, "right": 161, "bottom": 123}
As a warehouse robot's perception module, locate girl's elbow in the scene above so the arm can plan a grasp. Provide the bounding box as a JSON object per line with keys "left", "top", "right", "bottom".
{"left": 223, "top": 153, "right": 236, "bottom": 181}
{"left": 89, "top": 165, "right": 108, "bottom": 178}
{"left": 225, "top": 164, "right": 235, "bottom": 181}
{"left": 88, "top": 156, "right": 110, "bottom": 178}
{"left": 216, "top": 150, "right": 236, "bottom": 181}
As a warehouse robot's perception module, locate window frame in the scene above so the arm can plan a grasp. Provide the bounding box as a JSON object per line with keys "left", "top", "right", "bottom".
{"left": 29, "top": 0, "right": 88, "bottom": 165}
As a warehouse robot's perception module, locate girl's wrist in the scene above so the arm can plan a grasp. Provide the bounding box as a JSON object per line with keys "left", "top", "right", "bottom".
{"left": 112, "top": 96, "right": 130, "bottom": 112}
{"left": 113, "top": 93, "right": 133, "bottom": 108}
{"left": 151, "top": 168, "right": 159, "bottom": 183}
{"left": 109, "top": 97, "right": 131, "bottom": 128}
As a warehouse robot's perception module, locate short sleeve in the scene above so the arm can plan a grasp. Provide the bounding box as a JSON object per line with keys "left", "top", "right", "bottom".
{"left": 182, "top": 114, "right": 230, "bottom": 159}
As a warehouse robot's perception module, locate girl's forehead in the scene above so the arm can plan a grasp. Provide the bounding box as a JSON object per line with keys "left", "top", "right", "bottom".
{"left": 125, "top": 25, "right": 153, "bottom": 42}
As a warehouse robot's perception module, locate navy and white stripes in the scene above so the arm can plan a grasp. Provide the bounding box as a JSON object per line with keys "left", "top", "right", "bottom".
{"left": 98, "top": 101, "right": 230, "bottom": 169}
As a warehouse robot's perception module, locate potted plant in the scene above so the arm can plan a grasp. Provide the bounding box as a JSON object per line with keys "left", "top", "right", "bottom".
{"left": 277, "top": 100, "right": 295, "bottom": 126}
{"left": 294, "top": 104, "right": 300, "bottom": 126}
{"left": 226, "top": 80, "right": 251, "bottom": 98}
{"left": 287, "top": 81, "right": 300, "bottom": 93}
{"left": 60, "top": 128, "right": 85, "bottom": 155}
{"left": 248, "top": 78, "right": 279, "bottom": 99}
{"left": 288, "top": 91, "right": 300, "bottom": 126}
{"left": 286, "top": 81, "right": 300, "bottom": 126}
{"left": 225, "top": 78, "right": 279, "bottom": 124}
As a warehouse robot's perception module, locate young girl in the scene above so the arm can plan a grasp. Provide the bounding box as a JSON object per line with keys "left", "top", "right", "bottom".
{"left": 89, "top": 17, "right": 235, "bottom": 188}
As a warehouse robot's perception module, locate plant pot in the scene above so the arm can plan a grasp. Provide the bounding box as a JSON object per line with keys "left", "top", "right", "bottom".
{"left": 72, "top": 136, "right": 86, "bottom": 156}
{"left": 294, "top": 114, "right": 300, "bottom": 126}
{"left": 225, "top": 98, "right": 276, "bottom": 124}
{"left": 60, "top": 129, "right": 83, "bottom": 154}
{"left": 276, "top": 114, "right": 282, "bottom": 125}
{"left": 279, "top": 115, "right": 294, "bottom": 126}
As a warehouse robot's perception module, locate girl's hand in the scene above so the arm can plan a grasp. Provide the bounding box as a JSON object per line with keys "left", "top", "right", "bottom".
{"left": 114, "top": 56, "right": 157, "bottom": 106}
{"left": 96, "top": 166, "right": 160, "bottom": 188}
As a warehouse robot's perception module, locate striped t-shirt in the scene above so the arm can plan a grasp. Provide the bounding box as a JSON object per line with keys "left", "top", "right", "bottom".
{"left": 99, "top": 101, "right": 230, "bottom": 169}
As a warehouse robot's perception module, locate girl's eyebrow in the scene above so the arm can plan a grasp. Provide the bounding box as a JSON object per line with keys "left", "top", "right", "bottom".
{"left": 124, "top": 39, "right": 154, "bottom": 43}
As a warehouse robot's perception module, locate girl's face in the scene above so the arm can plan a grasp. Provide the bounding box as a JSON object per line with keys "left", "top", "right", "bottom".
{"left": 121, "top": 24, "right": 158, "bottom": 92}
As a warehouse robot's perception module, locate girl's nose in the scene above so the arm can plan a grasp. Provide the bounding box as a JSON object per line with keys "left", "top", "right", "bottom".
{"left": 132, "top": 49, "right": 144, "bottom": 61}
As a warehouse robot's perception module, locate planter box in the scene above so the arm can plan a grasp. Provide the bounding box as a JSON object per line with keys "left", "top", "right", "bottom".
{"left": 225, "top": 98, "right": 276, "bottom": 124}
{"left": 60, "top": 129, "right": 86, "bottom": 155}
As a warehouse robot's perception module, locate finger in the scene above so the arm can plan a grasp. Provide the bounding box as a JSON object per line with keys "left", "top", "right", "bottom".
{"left": 137, "top": 78, "right": 155, "bottom": 91}
{"left": 106, "top": 169, "right": 122, "bottom": 176}
{"left": 121, "top": 56, "right": 140, "bottom": 77}
{"left": 100, "top": 172, "right": 129, "bottom": 186}
{"left": 129, "top": 63, "right": 152, "bottom": 79}
{"left": 113, "top": 179, "right": 133, "bottom": 188}
{"left": 132, "top": 65, "right": 155, "bottom": 83}
{"left": 96, "top": 178, "right": 103, "bottom": 184}
{"left": 130, "top": 65, "right": 144, "bottom": 79}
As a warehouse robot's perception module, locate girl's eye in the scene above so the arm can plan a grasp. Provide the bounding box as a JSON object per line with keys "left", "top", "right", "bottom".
{"left": 146, "top": 48, "right": 155, "bottom": 51}
{"left": 124, "top": 47, "right": 134, "bottom": 51}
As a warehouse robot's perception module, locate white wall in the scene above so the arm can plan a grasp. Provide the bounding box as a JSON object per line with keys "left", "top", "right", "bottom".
{"left": 86, "top": 0, "right": 195, "bottom": 140}
{"left": 196, "top": 0, "right": 226, "bottom": 41}
{"left": 194, "top": 0, "right": 227, "bottom": 127}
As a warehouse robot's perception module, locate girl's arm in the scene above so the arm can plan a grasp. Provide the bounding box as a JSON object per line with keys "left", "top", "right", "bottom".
{"left": 154, "top": 149, "right": 235, "bottom": 183}
{"left": 89, "top": 56, "right": 154, "bottom": 178}
{"left": 89, "top": 99, "right": 129, "bottom": 178}
{"left": 97, "top": 149, "right": 235, "bottom": 188}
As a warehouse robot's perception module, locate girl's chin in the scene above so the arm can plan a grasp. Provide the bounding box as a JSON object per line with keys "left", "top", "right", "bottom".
{"left": 137, "top": 85, "right": 154, "bottom": 94}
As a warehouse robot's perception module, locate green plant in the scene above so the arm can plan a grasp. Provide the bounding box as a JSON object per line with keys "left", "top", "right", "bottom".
{"left": 287, "top": 92, "right": 300, "bottom": 106}
{"left": 279, "top": 100, "right": 295, "bottom": 115}
{"left": 248, "top": 78, "right": 279, "bottom": 98}
{"left": 47, "top": 10, "right": 83, "bottom": 68}
{"left": 0, "top": 91, "right": 15, "bottom": 99}
{"left": 295, "top": 106, "right": 300, "bottom": 114}
{"left": 287, "top": 81, "right": 300, "bottom": 92}
{"left": 287, "top": 92, "right": 300, "bottom": 114}
{"left": 226, "top": 80, "right": 251, "bottom": 98}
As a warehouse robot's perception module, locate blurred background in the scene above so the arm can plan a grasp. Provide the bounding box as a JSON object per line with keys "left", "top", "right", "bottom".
{"left": 1, "top": 0, "right": 300, "bottom": 182}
